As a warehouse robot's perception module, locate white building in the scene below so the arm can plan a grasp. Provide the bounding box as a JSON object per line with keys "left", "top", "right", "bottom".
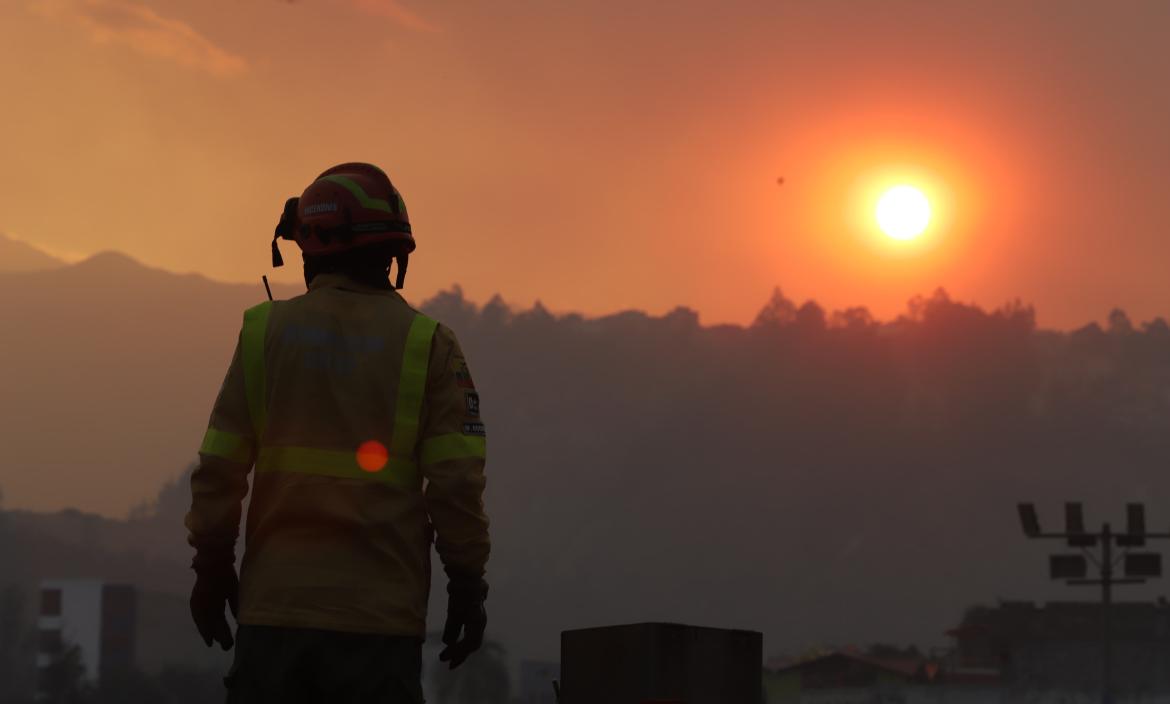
{"left": 36, "top": 579, "right": 137, "bottom": 696}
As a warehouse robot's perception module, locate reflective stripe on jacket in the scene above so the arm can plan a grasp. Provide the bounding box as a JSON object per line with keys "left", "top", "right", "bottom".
{"left": 185, "top": 273, "right": 490, "bottom": 637}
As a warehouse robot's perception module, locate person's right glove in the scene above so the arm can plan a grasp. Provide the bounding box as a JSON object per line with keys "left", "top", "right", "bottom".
{"left": 439, "top": 570, "right": 488, "bottom": 670}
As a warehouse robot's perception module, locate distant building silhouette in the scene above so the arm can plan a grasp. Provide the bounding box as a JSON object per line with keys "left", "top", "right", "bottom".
{"left": 36, "top": 579, "right": 136, "bottom": 697}
{"left": 764, "top": 650, "right": 999, "bottom": 704}
{"left": 948, "top": 600, "right": 1170, "bottom": 699}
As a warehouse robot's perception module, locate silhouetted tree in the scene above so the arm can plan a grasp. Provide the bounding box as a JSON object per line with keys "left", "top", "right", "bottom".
{"left": 752, "top": 287, "right": 797, "bottom": 327}
{"left": 41, "top": 644, "right": 93, "bottom": 704}
{"left": 1108, "top": 308, "right": 1133, "bottom": 335}
{"left": 830, "top": 306, "right": 875, "bottom": 330}
{"left": 794, "top": 300, "right": 827, "bottom": 332}
{"left": 0, "top": 584, "right": 34, "bottom": 704}
{"left": 1143, "top": 317, "right": 1170, "bottom": 337}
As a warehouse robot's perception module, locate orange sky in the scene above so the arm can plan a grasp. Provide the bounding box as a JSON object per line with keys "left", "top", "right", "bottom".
{"left": 2, "top": 0, "right": 1169, "bottom": 328}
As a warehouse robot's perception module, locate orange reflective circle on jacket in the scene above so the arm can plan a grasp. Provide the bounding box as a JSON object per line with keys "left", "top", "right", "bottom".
{"left": 356, "top": 440, "right": 389, "bottom": 473}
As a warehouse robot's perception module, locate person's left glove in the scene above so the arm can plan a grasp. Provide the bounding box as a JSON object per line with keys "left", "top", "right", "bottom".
{"left": 190, "top": 548, "right": 239, "bottom": 651}
{"left": 439, "top": 570, "right": 488, "bottom": 670}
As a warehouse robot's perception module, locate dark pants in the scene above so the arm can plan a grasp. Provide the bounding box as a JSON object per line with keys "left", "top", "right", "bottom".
{"left": 224, "top": 624, "right": 424, "bottom": 704}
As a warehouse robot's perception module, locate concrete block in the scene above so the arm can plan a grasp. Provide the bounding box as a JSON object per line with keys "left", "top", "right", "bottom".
{"left": 561, "top": 622, "right": 762, "bottom": 704}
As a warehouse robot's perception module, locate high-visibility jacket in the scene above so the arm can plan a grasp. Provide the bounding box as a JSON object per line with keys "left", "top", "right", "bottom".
{"left": 185, "top": 272, "right": 490, "bottom": 637}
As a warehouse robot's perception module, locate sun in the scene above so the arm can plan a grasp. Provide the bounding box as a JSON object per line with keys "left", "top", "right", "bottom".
{"left": 876, "top": 185, "right": 932, "bottom": 240}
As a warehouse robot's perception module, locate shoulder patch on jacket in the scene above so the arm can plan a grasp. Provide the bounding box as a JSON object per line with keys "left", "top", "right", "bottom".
{"left": 454, "top": 359, "right": 476, "bottom": 389}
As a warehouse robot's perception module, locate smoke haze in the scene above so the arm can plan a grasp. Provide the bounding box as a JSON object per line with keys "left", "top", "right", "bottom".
{"left": 2, "top": 251, "right": 1168, "bottom": 661}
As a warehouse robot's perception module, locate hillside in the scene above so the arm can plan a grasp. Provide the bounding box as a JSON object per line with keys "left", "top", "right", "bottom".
{"left": 2, "top": 256, "right": 1170, "bottom": 664}
{"left": 0, "top": 253, "right": 300, "bottom": 514}
{"left": 0, "top": 233, "right": 64, "bottom": 271}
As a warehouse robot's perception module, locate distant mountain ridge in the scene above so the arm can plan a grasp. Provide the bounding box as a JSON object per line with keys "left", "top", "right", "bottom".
{"left": 0, "top": 233, "right": 65, "bottom": 271}
{"left": 0, "top": 251, "right": 301, "bottom": 517}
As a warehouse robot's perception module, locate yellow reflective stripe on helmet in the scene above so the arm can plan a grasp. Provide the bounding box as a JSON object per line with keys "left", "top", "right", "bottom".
{"left": 256, "top": 446, "right": 419, "bottom": 488}
{"left": 390, "top": 315, "right": 438, "bottom": 459}
{"left": 420, "top": 433, "right": 486, "bottom": 466}
{"left": 242, "top": 302, "right": 273, "bottom": 439}
{"left": 199, "top": 428, "right": 253, "bottom": 464}
{"left": 321, "top": 175, "right": 396, "bottom": 214}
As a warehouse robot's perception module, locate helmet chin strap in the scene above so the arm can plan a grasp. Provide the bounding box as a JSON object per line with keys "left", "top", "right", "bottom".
{"left": 393, "top": 254, "right": 409, "bottom": 290}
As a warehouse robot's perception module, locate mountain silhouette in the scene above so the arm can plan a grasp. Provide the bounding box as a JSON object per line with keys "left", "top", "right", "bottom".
{"left": 0, "top": 233, "right": 64, "bottom": 272}
{"left": 0, "top": 252, "right": 299, "bottom": 515}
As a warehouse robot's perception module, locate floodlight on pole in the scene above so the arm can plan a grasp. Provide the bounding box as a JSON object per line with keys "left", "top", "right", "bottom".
{"left": 1125, "top": 553, "right": 1161, "bottom": 578}
{"left": 1119, "top": 504, "right": 1147, "bottom": 547}
{"left": 1066, "top": 503, "right": 1086, "bottom": 534}
{"left": 1015, "top": 502, "right": 1170, "bottom": 704}
{"left": 1066, "top": 502, "right": 1097, "bottom": 547}
{"left": 1128, "top": 504, "right": 1146, "bottom": 534}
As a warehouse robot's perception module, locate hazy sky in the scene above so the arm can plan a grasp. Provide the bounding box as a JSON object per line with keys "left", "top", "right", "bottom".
{"left": 2, "top": 0, "right": 1169, "bottom": 327}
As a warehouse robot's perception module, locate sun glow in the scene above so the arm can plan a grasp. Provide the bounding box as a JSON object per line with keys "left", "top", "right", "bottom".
{"left": 876, "top": 185, "right": 932, "bottom": 240}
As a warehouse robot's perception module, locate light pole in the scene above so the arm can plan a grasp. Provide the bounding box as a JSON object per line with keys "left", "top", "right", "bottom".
{"left": 1017, "top": 502, "right": 1169, "bottom": 704}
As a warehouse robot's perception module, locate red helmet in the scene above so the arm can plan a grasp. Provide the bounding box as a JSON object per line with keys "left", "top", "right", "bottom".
{"left": 272, "top": 163, "right": 415, "bottom": 286}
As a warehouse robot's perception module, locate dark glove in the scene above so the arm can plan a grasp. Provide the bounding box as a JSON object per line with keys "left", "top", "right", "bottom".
{"left": 190, "top": 549, "right": 239, "bottom": 651}
{"left": 439, "top": 570, "right": 488, "bottom": 670}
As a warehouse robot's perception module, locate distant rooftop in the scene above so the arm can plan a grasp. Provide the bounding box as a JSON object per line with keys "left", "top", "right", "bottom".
{"left": 949, "top": 600, "right": 1170, "bottom": 641}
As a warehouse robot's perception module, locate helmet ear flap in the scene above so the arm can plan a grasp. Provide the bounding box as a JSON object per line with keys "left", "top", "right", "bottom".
{"left": 272, "top": 197, "right": 300, "bottom": 268}
{"left": 275, "top": 198, "right": 300, "bottom": 240}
